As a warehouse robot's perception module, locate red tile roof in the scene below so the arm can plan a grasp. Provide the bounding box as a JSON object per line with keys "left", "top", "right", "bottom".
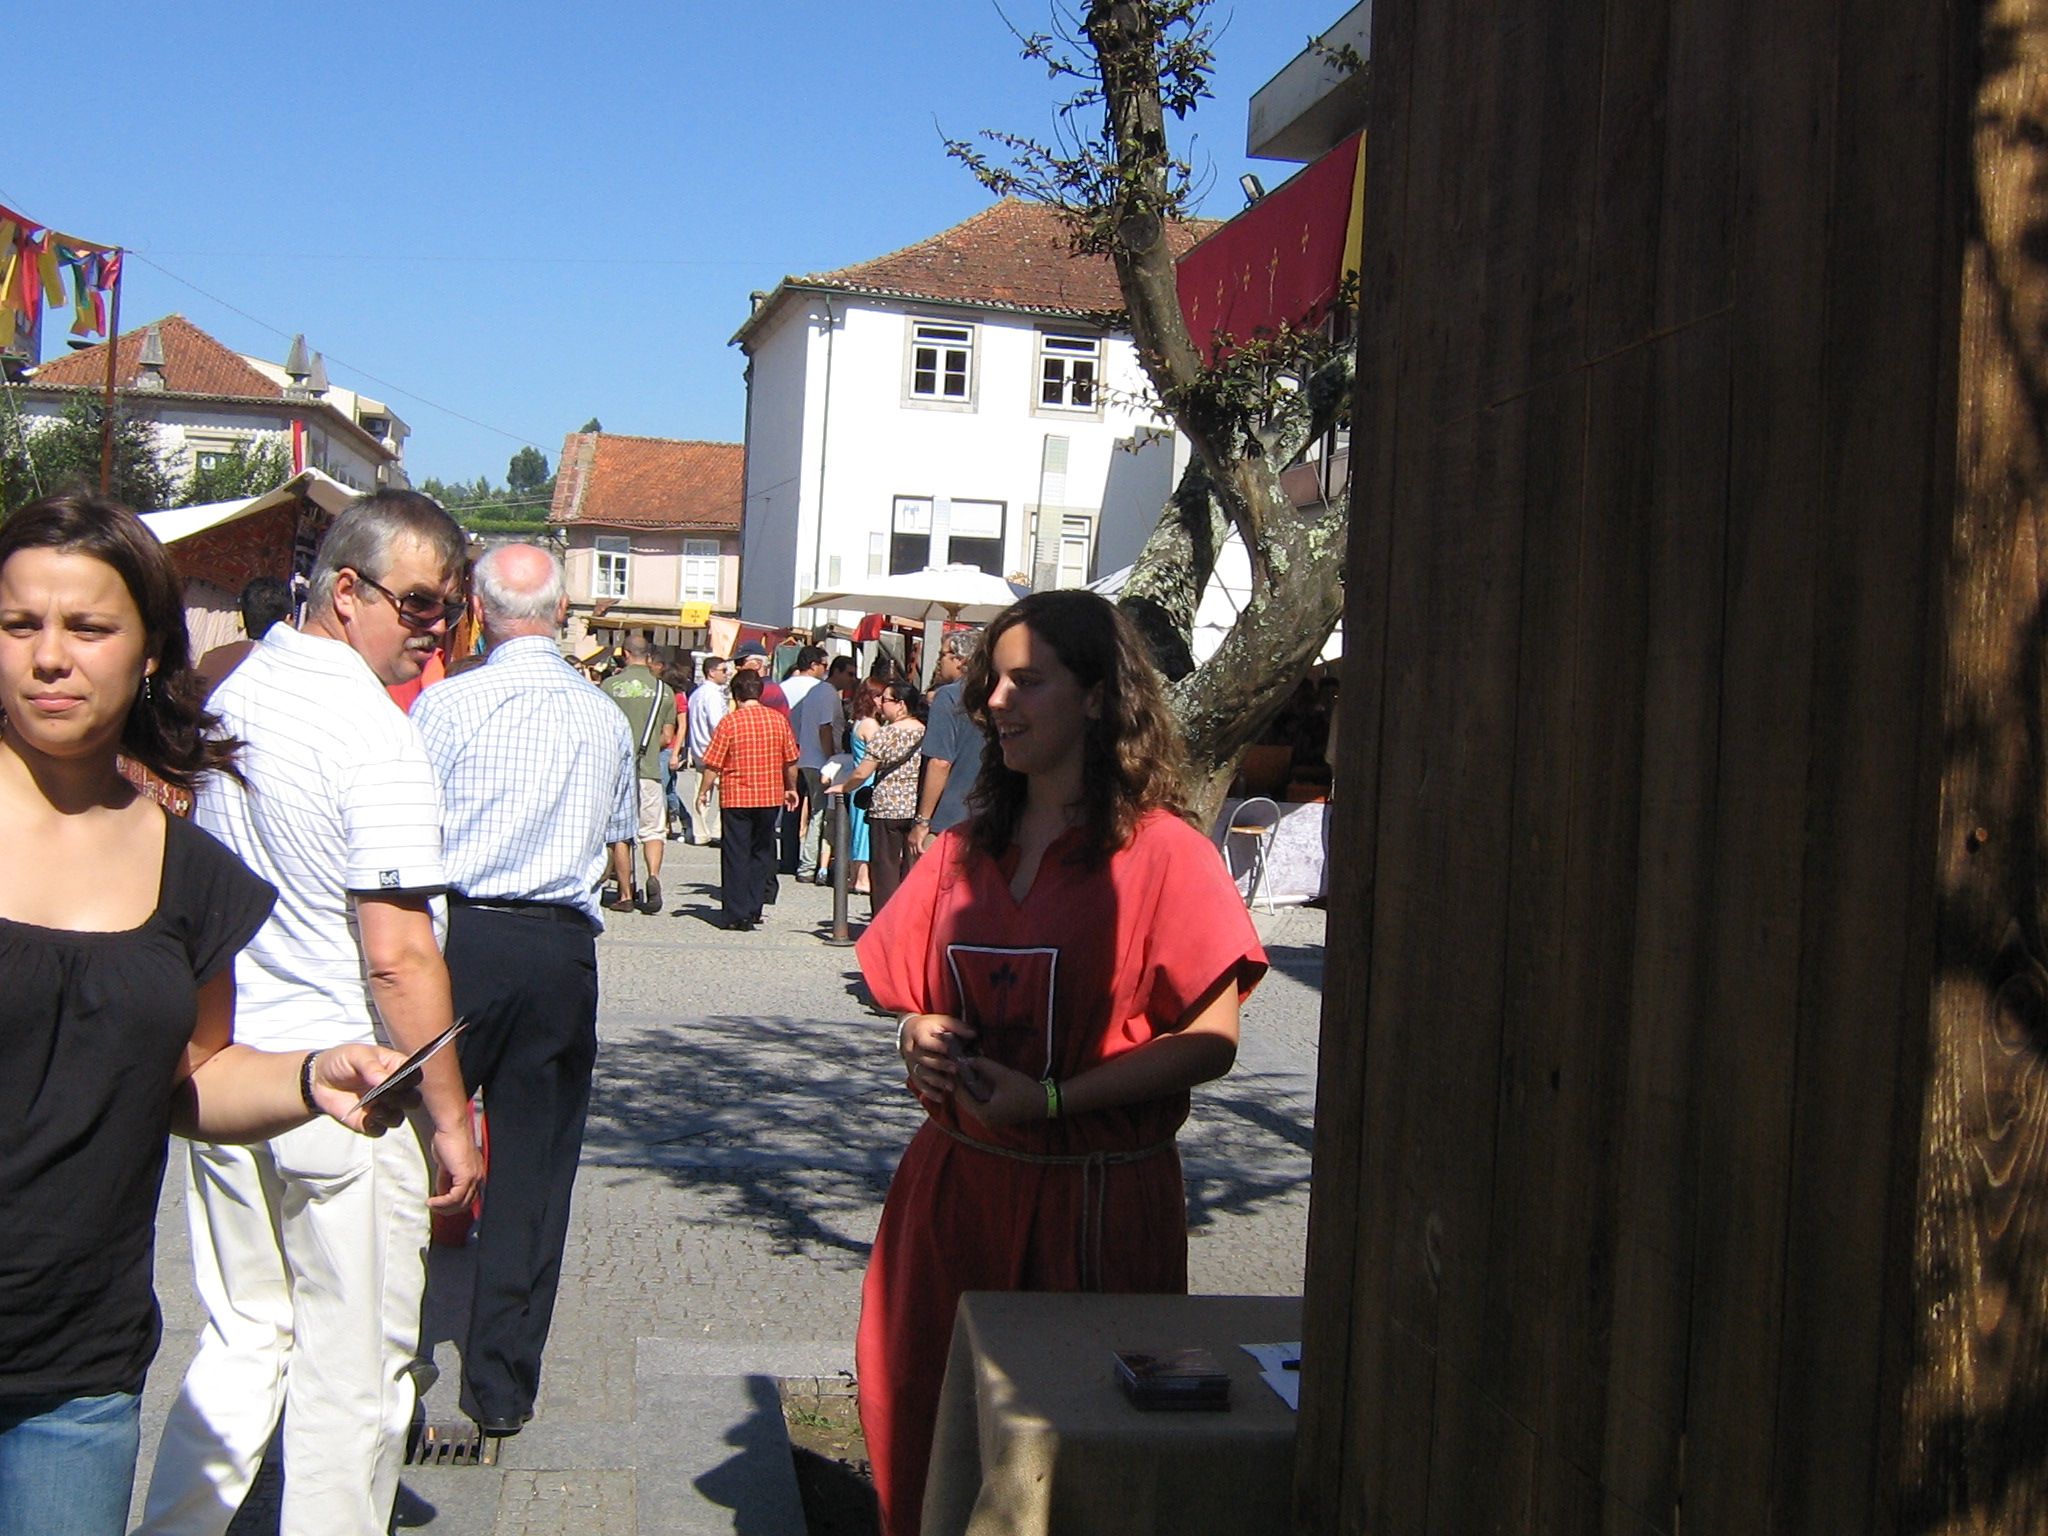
{"left": 550, "top": 433, "right": 742, "bottom": 530}
{"left": 31, "top": 314, "right": 283, "bottom": 398}
{"left": 793, "top": 199, "right": 1220, "bottom": 318}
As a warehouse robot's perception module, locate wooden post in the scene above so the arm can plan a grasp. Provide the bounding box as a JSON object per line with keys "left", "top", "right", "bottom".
{"left": 1293, "top": 0, "right": 2048, "bottom": 1527}
{"left": 98, "top": 251, "right": 121, "bottom": 497}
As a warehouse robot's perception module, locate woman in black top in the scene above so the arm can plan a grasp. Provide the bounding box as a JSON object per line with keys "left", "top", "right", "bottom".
{"left": 0, "top": 496, "right": 413, "bottom": 1536}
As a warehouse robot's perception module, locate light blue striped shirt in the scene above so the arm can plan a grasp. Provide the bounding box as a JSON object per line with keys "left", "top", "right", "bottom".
{"left": 412, "top": 635, "right": 638, "bottom": 925}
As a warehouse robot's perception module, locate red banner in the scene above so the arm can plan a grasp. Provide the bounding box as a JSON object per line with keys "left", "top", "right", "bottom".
{"left": 1176, "top": 131, "right": 1365, "bottom": 363}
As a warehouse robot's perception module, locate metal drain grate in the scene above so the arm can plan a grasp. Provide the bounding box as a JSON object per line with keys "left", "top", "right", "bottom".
{"left": 404, "top": 1422, "right": 498, "bottom": 1467}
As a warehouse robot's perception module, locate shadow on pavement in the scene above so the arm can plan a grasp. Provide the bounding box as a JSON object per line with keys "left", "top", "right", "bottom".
{"left": 585, "top": 1013, "right": 1314, "bottom": 1252}
{"left": 692, "top": 1374, "right": 808, "bottom": 1535}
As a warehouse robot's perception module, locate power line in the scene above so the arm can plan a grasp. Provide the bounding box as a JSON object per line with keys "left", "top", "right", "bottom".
{"left": 137, "top": 249, "right": 783, "bottom": 268}
{"left": 127, "top": 252, "right": 548, "bottom": 450}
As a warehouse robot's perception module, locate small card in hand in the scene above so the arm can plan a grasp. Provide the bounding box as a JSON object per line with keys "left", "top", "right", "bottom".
{"left": 1114, "top": 1348, "right": 1232, "bottom": 1411}
{"left": 354, "top": 1018, "right": 468, "bottom": 1112}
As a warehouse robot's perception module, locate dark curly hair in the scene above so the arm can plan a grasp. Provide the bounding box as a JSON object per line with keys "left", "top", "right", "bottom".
{"left": 0, "top": 494, "right": 242, "bottom": 791}
{"left": 961, "top": 589, "right": 1189, "bottom": 867}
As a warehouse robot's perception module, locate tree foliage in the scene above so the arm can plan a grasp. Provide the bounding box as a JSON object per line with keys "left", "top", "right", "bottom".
{"left": 420, "top": 445, "right": 561, "bottom": 538}
{"left": 179, "top": 436, "right": 294, "bottom": 506}
{"left": 0, "top": 395, "right": 177, "bottom": 518}
{"left": 507, "top": 445, "right": 551, "bottom": 494}
{"left": 950, "top": 0, "right": 1353, "bottom": 814}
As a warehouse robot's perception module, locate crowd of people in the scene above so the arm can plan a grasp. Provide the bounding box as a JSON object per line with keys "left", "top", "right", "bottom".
{"left": 0, "top": 487, "right": 1269, "bottom": 1536}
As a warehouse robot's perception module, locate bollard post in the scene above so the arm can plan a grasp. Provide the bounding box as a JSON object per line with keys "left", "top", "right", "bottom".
{"left": 823, "top": 790, "right": 855, "bottom": 947}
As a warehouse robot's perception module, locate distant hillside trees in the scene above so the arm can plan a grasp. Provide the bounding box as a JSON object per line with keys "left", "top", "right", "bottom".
{"left": 423, "top": 445, "right": 560, "bottom": 538}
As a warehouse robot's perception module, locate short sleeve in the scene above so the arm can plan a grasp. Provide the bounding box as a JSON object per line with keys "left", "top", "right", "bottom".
{"left": 606, "top": 724, "right": 639, "bottom": 844}
{"left": 338, "top": 720, "right": 446, "bottom": 894}
{"left": 166, "top": 816, "right": 278, "bottom": 985}
{"left": 701, "top": 716, "right": 733, "bottom": 774}
{"left": 855, "top": 830, "right": 956, "bottom": 1015}
{"left": 919, "top": 690, "right": 958, "bottom": 764}
{"left": 1134, "top": 816, "right": 1268, "bottom": 1028}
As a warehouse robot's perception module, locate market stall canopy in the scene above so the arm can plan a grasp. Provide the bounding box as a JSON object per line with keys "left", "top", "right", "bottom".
{"left": 139, "top": 467, "right": 360, "bottom": 547}
{"left": 797, "top": 566, "right": 1029, "bottom": 626}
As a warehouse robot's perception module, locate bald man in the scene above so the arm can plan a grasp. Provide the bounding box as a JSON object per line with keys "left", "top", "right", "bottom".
{"left": 410, "top": 544, "right": 636, "bottom": 1437}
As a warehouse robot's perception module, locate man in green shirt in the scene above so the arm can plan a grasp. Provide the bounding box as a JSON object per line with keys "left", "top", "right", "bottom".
{"left": 600, "top": 632, "right": 670, "bottom": 913}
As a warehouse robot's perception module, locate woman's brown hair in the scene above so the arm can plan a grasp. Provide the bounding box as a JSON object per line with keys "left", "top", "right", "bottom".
{"left": 961, "top": 589, "right": 1188, "bottom": 866}
{"left": 0, "top": 494, "right": 242, "bottom": 791}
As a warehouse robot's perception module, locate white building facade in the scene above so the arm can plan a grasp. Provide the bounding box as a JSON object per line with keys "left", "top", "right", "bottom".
{"left": 735, "top": 201, "right": 1191, "bottom": 627}
{"left": 20, "top": 315, "right": 407, "bottom": 493}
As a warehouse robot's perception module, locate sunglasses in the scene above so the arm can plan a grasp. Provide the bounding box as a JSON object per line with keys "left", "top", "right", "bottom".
{"left": 349, "top": 570, "right": 465, "bottom": 631}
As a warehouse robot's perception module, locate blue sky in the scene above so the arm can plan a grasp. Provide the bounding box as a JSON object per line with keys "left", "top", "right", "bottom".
{"left": 8, "top": 2, "right": 1339, "bottom": 491}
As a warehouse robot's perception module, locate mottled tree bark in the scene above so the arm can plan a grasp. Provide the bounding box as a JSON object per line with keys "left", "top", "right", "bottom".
{"left": 1085, "top": 0, "right": 1349, "bottom": 823}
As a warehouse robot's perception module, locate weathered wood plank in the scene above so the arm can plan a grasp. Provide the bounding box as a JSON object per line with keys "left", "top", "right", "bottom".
{"left": 1668, "top": 0, "right": 1839, "bottom": 1519}
{"left": 1901, "top": 6, "right": 2048, "bottom": 1527}
{"left": 1771, "top": 0, "right": 1956, "bottom": 1524}
{"left": 1594, "top": 315, "right": 1732, "bottom": 1535}
{"left": 1291, "top": 0, "right": 1416, "bottom": 1502}
{"left": 1297, "top": 0, "right": 1989, "bottom": 1527}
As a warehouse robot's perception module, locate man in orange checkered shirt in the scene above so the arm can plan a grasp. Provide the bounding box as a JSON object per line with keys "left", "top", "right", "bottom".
{"left": 695, "top": 668, "right": 801, "bottom": 931}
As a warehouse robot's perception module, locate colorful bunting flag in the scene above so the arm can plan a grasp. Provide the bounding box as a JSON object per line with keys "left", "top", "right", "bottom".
{"left": 0, "top": 202, "right": 118, "bottom": 354}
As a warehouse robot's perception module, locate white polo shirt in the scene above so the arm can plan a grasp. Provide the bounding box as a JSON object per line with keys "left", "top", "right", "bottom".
{"left": 195, "top": 622, "right": 447, "bottom": 1052}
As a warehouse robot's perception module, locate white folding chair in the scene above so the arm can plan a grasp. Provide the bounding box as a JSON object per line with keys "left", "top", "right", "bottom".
{"left": 1224, "top": 796, "right": 1283, "bottom": 913}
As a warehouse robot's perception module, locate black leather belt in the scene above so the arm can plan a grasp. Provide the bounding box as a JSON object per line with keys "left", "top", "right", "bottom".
{"left": 449, "top": 893, "right": 593, "bottom": 928}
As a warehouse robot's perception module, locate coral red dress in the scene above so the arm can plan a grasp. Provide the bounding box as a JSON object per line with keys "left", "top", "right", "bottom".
{"left": 853, "top": 808, "right": 1267, "bottom": 1536}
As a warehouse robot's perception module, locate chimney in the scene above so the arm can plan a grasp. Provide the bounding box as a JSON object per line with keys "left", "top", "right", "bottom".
{"left": 306, "top": 351, "right": 329, "bottom": 394}
{"left": 134, "top": 323, "right": 167, "bottom": 392}
{"left": 284, "top": 334, "right": 316, "bottom": 399}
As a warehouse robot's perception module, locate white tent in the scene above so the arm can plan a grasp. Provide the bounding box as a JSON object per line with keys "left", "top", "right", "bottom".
{"left": 798, "top": 566, "right": 1031, "bottom": 683}
{"left": 796, "top": 566, "right": 1029, "bottom": 625}
{"left": 138, "top": 466, "right": 361, "bottom": 547}
{"left": 140, "top": 468, "right": 362, "bottom": 654}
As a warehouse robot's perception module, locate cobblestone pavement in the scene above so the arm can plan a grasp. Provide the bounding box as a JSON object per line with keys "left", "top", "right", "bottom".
{"left": 136, "top": 838, "right": 1323, "bottom": 1533}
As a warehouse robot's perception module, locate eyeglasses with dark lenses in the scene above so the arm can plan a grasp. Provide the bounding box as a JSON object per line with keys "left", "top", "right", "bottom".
{"left": 349, "top": 570, "right": 465, "bottom": 630}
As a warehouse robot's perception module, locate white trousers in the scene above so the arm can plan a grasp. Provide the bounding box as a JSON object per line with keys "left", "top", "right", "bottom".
{"left": 139, "top": 1116, "right": 430, "bottom": 1536}
{"left": 682, "top": 764, "right": 721, "bottom": 843}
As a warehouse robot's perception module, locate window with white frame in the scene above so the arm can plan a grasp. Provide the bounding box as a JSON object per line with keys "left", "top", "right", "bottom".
{"left": 1037, "top": 333, "right": 1101, "bottom": 411}
{"left": 890, "top": 497, "right": 933, "bottom": 574}
{"left": 681, "top": 538, "right": 720, "bottom": 603}
{"left": 1056, "top": 514, "right": 1094, "bottom": 588}
{"left": 188, "top": 435, "right": 241, "bottom": 472}
{"left": 947, "top": 499, "right": 1006, "bottom": 576}
{"left": 908, "top": 321, "right": 974, "bottom": 405}
{"left": 594, "top": 536, "right": 629, "bottom": 601}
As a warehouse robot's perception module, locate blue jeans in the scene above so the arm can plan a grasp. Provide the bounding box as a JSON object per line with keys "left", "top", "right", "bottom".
{"left": 0, "top": 1391, "right": 140, "bottom": 1536}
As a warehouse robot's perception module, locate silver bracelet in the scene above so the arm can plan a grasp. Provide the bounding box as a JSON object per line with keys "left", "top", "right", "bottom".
{"left": 897, "top": 1015, "right": 916, "bottom": 1057}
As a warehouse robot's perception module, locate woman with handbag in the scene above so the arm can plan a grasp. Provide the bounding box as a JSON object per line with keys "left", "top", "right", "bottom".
{"left": 844, "top": 680, "right": 884, "bottom": 895}
{"left": 826, "top": 679, "right": 925, "bottom": 913}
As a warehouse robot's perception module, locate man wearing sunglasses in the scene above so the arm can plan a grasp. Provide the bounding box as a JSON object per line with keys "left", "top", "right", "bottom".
{"left": 142, "top": 491, "right": 482, "bottom": 1536}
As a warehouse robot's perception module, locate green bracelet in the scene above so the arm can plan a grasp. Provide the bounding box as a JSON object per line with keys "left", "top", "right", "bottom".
{"left": 1042, "top": 1076, "right": 1062, "bottom": 1121}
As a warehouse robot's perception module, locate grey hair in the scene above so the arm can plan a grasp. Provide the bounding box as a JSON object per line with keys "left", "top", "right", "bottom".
{"left": 307, "top": 490, "right": 467, "bottom": 612}
{"left": 473, "top": 545, "right": 565, "bottom": 624}
{"left": 942, "top": 627, "right": 982, "bottom": 661}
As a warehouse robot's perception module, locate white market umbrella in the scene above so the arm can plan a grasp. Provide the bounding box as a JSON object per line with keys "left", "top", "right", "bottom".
{"left": 798, "top": 566, "right": 1029, "bottom": 684}
{"left": 797, "top": 566, "right": 1029, "bottom": 625}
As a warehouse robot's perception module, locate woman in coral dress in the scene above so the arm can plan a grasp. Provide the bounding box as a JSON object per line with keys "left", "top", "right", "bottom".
{"left": 853, "top": 590, "right": 1267, "bottom": 1536}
